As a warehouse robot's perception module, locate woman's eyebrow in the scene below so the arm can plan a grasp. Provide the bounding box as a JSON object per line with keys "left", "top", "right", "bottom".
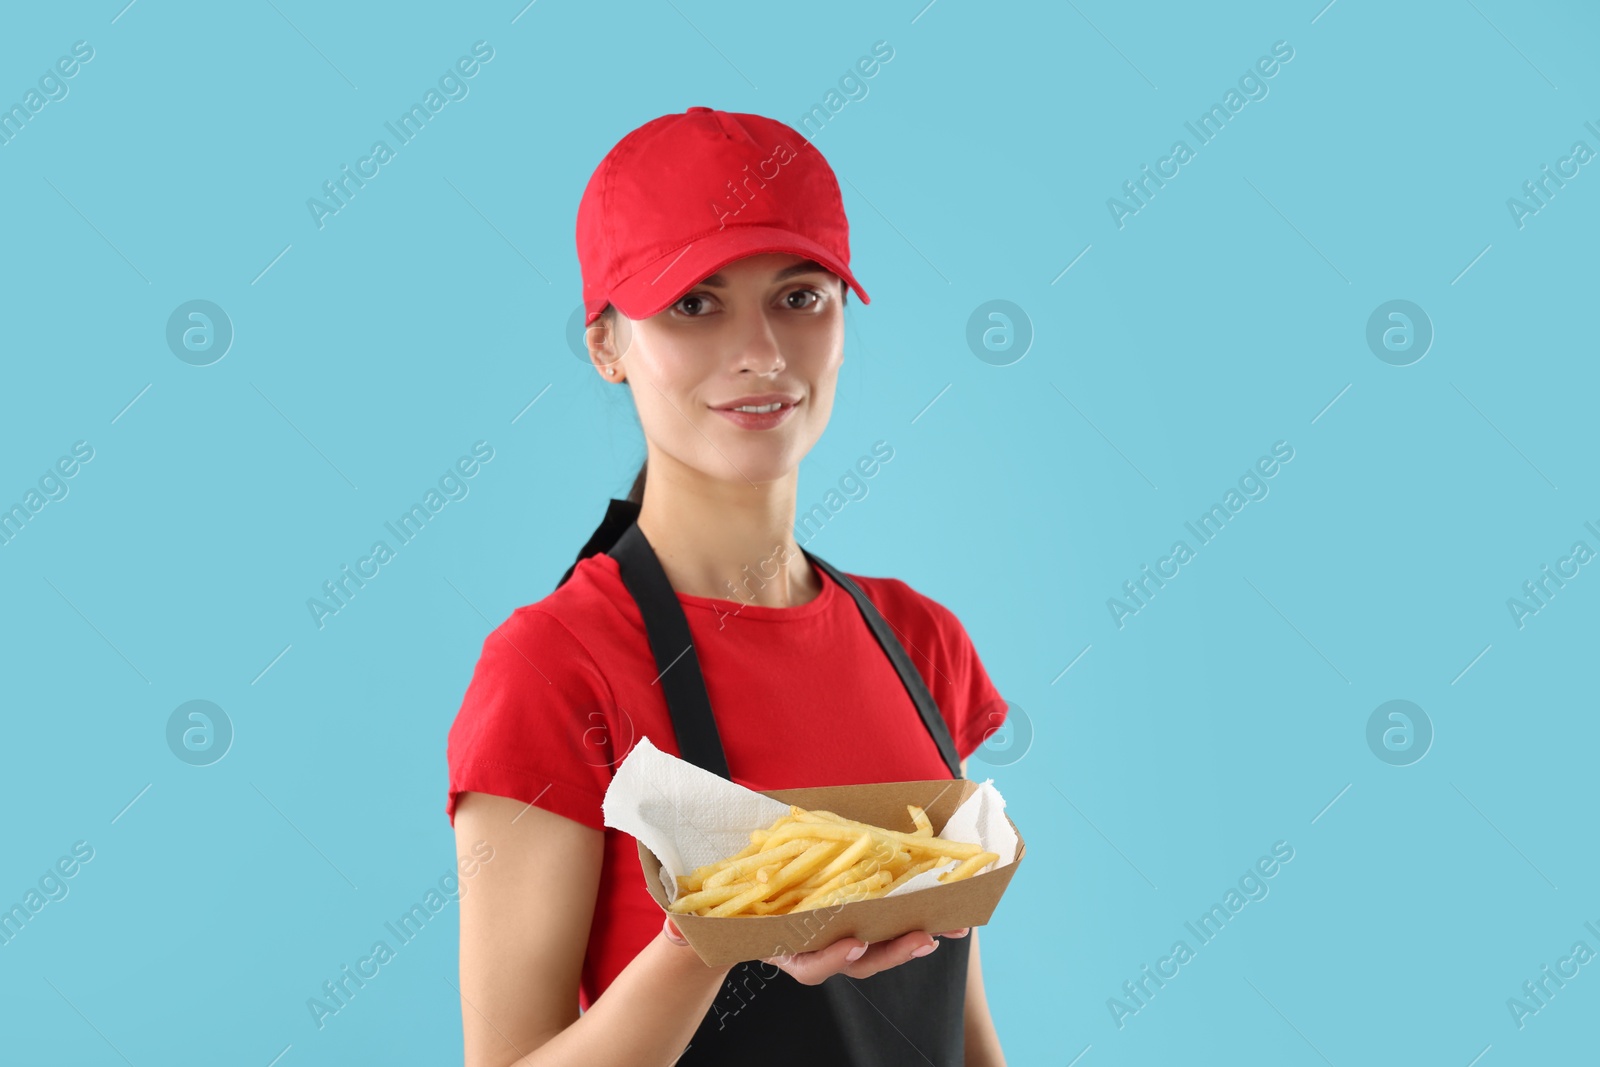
{"left": 696, "top": 259, "right": 831, "bottom": 288}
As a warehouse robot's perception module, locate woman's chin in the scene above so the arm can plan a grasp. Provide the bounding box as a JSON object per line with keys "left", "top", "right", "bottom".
{"left": 701, "top": 452, "right": 800, "bottom": 488}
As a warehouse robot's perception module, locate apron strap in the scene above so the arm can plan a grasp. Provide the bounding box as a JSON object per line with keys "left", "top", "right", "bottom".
{"left": 801, "top": 550, "right": 963, "bottom": 779}
{"left": 557, "top": 497, "right": 642, "bottom": 590}
{"left": 607, "top": 521, "right": 734, "bottom": 780}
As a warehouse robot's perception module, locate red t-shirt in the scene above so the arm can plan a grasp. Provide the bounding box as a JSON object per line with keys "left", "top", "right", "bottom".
{"left": 444, "top": 550, "right": 1008, "bottom": 1010}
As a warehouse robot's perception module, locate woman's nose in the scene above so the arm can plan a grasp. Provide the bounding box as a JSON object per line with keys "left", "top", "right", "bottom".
{"left": 731, "top": 310, "right": 785, "bottom": 374}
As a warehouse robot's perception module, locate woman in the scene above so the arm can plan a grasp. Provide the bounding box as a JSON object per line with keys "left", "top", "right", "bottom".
{"left": 446, "top": 107, "right": 1010, "bottom": 1065}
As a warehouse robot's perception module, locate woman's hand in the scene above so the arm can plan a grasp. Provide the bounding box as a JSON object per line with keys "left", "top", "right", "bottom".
{"left": 763, "top": 927, "right": 971, "bottom": 985}
{"left": 662, "top": 917, "right": 969, "bottom": 986}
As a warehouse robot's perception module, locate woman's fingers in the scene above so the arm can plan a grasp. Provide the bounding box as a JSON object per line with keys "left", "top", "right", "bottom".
{"left": 841, "top": 930, "right": 941, "bottom": 978}
{"left": 933, "top": 928, "right": 969, "bottom": 938}
{"left": 763, "top": 928, "right": 957, "bottom": 985}
{"left": 764, "top": 935, "right": 871, "bottom": 985}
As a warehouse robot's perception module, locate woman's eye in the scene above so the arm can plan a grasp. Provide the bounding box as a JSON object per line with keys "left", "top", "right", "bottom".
{"left": 673, "top": 288, "right": 825, "bottom": 316}
{"left": 674, "top": 293, "right": 713, "bottom": 316}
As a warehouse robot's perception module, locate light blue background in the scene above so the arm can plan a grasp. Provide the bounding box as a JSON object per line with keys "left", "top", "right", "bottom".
{"left": 2, "top": 1, "right": 1596, "bottom": 1063}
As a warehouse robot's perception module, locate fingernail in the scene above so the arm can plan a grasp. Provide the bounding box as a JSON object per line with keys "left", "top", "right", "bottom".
{"left": 911, "top": 941, "right": 939, "bottom": 958}
{"left": 845, "top": 943, "right": 867, "bottom": 962}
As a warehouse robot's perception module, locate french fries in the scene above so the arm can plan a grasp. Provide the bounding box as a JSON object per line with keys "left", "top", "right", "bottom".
{"left": 667, "top": 803, "right": 999, "bottom": 917}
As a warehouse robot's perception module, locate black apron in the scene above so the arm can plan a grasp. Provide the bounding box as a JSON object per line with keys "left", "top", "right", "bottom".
{"left": 560, "top": 498, "right": 971, "bottom": 1065}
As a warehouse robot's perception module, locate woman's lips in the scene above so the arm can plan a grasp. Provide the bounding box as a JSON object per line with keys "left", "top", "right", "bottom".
{"left": 711, "top": 401, "right": 799, "bottom": 430}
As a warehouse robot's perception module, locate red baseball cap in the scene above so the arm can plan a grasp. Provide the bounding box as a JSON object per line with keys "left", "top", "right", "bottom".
{"left": 576, "top": 107, "right": 870, "bottom": 327}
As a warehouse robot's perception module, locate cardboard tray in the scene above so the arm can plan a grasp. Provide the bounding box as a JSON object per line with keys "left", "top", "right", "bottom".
{"left": 635, "top": 777, "right": 1026, "bottom": 967}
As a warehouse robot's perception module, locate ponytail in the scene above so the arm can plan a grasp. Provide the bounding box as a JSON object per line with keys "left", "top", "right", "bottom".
{"left": 627, "top": 459, "right": 646, "bottom": 504}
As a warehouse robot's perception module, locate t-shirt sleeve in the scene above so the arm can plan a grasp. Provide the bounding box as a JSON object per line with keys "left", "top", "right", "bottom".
{"left": 952, "top": 634, "right": 1009, "bottom": 765}
{"left": 445, "top": 606, "right": 623, "bottom": 830}
{"left": 919, "top": 595, "right": 1009, "bottom": 765}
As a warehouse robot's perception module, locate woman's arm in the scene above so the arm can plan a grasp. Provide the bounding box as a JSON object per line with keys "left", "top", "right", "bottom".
{"left": 454, "top": 791, "right": 733, "bottom": 1067}
{"left": 959, "top": 757, "right": 1008, "bottom": 1066}
{"left": 453, "top": 790, "right": 952, "bottom": 1066}
{"left": 962, "top": 927, "right": 1007, "bottom": 1065}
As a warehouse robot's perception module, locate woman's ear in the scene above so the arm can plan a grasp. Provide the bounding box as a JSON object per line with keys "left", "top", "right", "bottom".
{"left": 586, "top": 310, "right": 630, "bottom": 381}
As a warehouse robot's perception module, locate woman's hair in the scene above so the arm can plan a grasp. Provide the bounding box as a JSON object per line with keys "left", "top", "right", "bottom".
{"left": 600, "top": 276, "right": 849, "bottom": 505}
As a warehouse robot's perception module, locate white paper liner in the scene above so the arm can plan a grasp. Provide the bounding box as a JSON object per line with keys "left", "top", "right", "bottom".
{"left": 601, "top": 736, "right": 1019, "bottom": 905}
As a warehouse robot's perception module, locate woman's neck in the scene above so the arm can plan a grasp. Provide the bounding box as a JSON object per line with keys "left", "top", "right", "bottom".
{"left": 634, "top": 456, "right": 821, "bottom": 609}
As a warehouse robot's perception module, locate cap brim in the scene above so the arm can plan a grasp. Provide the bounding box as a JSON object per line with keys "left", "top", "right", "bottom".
{"left": 598, "top": 225, "right": 870, "bottom": 324}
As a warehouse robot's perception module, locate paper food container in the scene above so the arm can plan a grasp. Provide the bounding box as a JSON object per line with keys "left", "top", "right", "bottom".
{"left": 603, "top": 738, "right": 1026, "bottom": 968}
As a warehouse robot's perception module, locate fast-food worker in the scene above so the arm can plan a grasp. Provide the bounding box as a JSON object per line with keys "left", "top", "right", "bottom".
{"left": 445, "top": 107, "right": 1011, "bottom": 1066}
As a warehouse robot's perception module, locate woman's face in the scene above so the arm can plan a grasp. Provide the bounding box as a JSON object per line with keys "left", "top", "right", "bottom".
{"left": 598, "top": 252, "right": 845, "bottom": 489}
